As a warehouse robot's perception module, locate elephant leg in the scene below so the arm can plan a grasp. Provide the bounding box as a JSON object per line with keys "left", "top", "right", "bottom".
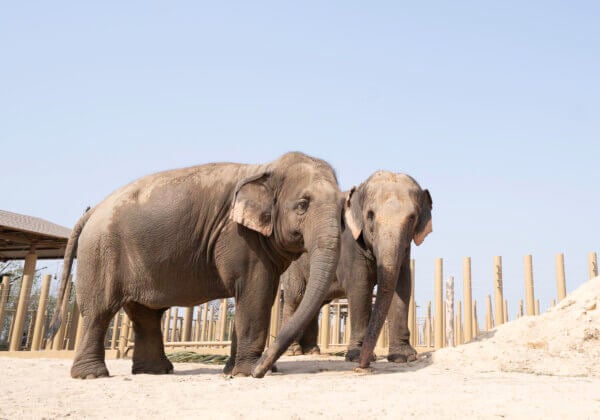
{"left": 387, "top": 258, "right": 417, "bottom": 363}
{"left": 71, "top": 308, "right": 117, "bottom": 379}
{"left": 124, "top": 302, "right": 174, "bottom": 375}
{"left": 299, "top": 313, "right": 320, "bottom": 355}
{"left": 223, "top": 326, "right": 237, "bottom": 375}
{"left": 231, "top": 273, "right": 274, "bottom": 376}
{"left": 345, "top": 273, "right": 374, "bottom": 362}
{"left": 281, "top": 288, "right": 303, "bottom": 356}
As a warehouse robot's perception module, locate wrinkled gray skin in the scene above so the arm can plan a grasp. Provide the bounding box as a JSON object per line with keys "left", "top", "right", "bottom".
{"left": 281, "top": 171, "right": 432, "bottom": 367}
{"left": 49, "top": 152, "right": 341, "bottom": 379}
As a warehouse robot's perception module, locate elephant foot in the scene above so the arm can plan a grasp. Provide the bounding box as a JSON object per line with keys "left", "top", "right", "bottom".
{"left": 387, "top": 343, "right": 418, "bottom": 363}
{"left": 302, "top": 345, "right": 321, "bottom": 355}
{"left": 132, "top": 358, "right": 174, "bottom": 375}
{"left": 345, "top": 348, "right": 376, "bottom": 363}
{"left": 71, "top": 359, "right": 110, "bottom": 379}
{"left": 285, "top": 342, "right": 304, "bottom": 356}
{"left": 223, "top": 358, "right": 234, "bottom": 375}
{"left": 353, "top": 366, "right": 376, "bottom": 374}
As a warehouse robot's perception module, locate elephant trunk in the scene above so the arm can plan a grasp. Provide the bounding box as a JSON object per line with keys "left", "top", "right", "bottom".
{"left": 252, "top": 207, "right": 340, "bottom": 378}
{"left": 359, "top": 227, "right": 408, "bottom": 368}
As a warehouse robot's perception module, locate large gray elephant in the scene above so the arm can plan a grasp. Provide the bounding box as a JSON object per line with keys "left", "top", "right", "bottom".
{"left": 281, "top": 171, "right": 432, "bottom": 368}
{"left": 49, "top": 152, "right": 341, "bottom": 379}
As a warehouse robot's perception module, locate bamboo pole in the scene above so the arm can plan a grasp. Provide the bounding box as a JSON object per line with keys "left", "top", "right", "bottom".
{"left": 589, "top": 252, "right": 598, "bottom": 279}
{"left": 434, "top": 258, "right": 443, "bottom": 349}
{"left": 30, "top": 274, "right": 52, "bottom": 351}
{"left": 9, "top": 275, "right": 34, "bottom": 351}
{"left": 555, "top": 253, "right": 567, "bottom": 302}
{"left": 462, "top": 257, "right": 473, "bottom": 343}
{"left": 445, "top": 276, "right": 454, "bottom": 347}
{"left": 408, "top": 259, "right": 416, "bottom": 347}
{"left": 493, "top": 256, "right": 504, "bottom": 326}
{"left": 182, "top": 306, "right": 194, "bottom": 342}
{"left": 524, "top": 255, "right": 535, "bottom": 316}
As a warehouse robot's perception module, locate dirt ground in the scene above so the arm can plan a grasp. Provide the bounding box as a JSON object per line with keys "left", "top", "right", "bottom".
{"left": 3, "top": 278, "right": 599, "bottom": 419}
{"left": 1, "top": 353, "right": 599, "bottom": 419}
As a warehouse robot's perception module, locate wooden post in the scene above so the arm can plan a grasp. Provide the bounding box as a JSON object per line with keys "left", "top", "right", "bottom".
{"left": 485, "top": 295, "right": 493, "bottom": 330}
{"left": 503, "top": 300, "right": 508, "bottom": 324}
{"left": 193, "top": 306, "right": 201, "bottom": 341}
{"left": 425, "top": 301, "right": 432, "bottom": 347}
{"left": 218, "top": 299, "right": 228, "bottom": 341}
{"left": 550, "top": 299, "right": 556, "bottom": 308}
{"left": 52, "top": 279, "right": 72, "bottom": 351}
{"left": 472, "top": 300, "right": 479, "bottom": 337}
{"left": 462, "top": 257, "right": 473, "bottom": 343}
{"left": 456, "top": 300, "right": 462, "bottom": 345}
{"left": 445, "top": 276, "right": 454, "bottom": 347}
{"left": 170, "top": 308, "right": 179, "bottom": 342}
{"left": 30, "top": 274, "right": 52, "bottom": 351}
{"left": 200, "top": 303, "right": 209, "bottom": 341}
{"left": 408, "top": 259, "right": 416, "bottom": 347}
{"left": 182, "top": 306, "right": 194, "bottom": 342}
{"left": 518, "top": 299, "right": 524, "bottom": 318}
{"left": 268, "top": 289, "right": 281, "bottom": 345}
{"left": 588, "top": 252, "right": 598, "bottom": 279}
{"left": 332, "top": 302, "right": 341, "bottom": 345}
{"left": 67, "top": 302, "right": 81, "bottom": 350}
{"left": 434, "top": 258, "right": 444, "bottom": 349}
{"left": 207, "top": 306, "right": 214, "bottom": 341}
{"left": 493, "top": 256, "right": 504, "bottom": 326}
{"left": 555, "top": 254, "right": 567, "bottom": 302}
{"left": 0, "top": 276, "right": 9, "bottom": 340}
{"left": 162, "top": 308, "right": 172, "bottom": 341}
{"left": 320, "top": 304, "right": 330, "bottom": 351}
{"left": 535, "top": 299, "right": 540, "bottom": 316}
{"left": 119, "top": 313, "right": 130, "bottom": 356}
{"left": 9, "top": 274, "right": 34, "bottom": 351}
{"left": 524, "top": 255, "right": 535, "bottom": 316}
{"left": 110, "top": 313, "right": 120, "bottom": 349}
{"left": 74, "top": 313, "right": 84, "bottom": 351}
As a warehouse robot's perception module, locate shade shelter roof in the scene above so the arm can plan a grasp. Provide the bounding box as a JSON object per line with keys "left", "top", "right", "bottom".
{"left": 0, "top": 209, "right": 71, "bottom": 261}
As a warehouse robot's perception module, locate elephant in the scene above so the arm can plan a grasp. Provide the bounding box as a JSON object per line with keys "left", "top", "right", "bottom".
{"left": 48, "top": 152, "right": 342, "bottom": 379}
{"left": 280, "top": 171, "right": 432, "bottom": 368}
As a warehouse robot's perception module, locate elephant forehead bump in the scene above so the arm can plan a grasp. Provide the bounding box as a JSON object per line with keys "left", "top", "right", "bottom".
{"left": 275, "top": 152, "right": 338, "bottom": 185}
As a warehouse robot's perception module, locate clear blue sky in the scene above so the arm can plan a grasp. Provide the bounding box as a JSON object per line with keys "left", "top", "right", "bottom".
{"left": 1, "top": 2, "right": 598, "bottom": 324}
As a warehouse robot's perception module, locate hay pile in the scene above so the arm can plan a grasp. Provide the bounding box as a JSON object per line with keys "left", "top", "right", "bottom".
{"left": 433, "top": 277, "right": 600, "bottom": 377}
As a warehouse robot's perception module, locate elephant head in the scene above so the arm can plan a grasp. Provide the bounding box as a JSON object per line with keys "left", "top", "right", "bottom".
{"left": 231, "top": 152, "right": 342, "bottom": 377}
{"left": 344, "top": 171, "right": 432, "bottom": 368}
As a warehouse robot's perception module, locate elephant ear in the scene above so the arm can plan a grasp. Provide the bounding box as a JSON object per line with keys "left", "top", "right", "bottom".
{"left": 231, "top": 172, "right": 274, "bottom": 236}
{"left": 344, "top": 186, "right": 363, "bottom": 241}
{"left": 413, "top": 189, "right": 433, "bottom": 246}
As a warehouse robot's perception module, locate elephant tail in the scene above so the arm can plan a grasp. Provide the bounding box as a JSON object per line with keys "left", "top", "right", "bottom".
{"left": 46, "top": 207, "right": 94, "bottom": 340}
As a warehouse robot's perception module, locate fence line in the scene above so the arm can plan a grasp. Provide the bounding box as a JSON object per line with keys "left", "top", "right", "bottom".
{"left": 0, "top": 251, "right": 597, "bottom": 357}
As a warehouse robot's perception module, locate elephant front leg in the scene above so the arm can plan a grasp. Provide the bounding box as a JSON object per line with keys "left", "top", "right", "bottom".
{"left": 125, "top": 302, "right": 174, "bottom": 374}
{"left": 386, "top": 259, "right": 417, "bottom": 363}
{"left": 231, "top": 283, "right": 274, "bottom": 376}
{"left": 345, "top": 279, "right": 375, "bottom": 362}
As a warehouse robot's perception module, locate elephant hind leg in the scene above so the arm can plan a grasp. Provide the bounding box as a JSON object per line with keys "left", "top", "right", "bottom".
{"left": 71, "top": 308, "right": 118, "bottom": 379}
{"left": 124, "top": 302, "right": 173, "bottom": 375}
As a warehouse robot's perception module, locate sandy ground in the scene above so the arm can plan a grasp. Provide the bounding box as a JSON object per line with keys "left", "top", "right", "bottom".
{"left": 2, "top": 278, "right": 600, "bottom": 419}
{"left": 1, "top": 354, "right": 599, "bottom": 419}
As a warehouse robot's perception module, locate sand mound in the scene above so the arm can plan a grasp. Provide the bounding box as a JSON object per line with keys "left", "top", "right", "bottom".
{"left": 432, "top": 276, "right": 600, "bottom": 377}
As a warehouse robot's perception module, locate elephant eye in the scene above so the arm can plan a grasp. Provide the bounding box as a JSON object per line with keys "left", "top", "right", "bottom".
{"left": 366, "top": 210, "right": 374, "bottom": 222}
{"left": 295, "top": 198, "right": 309, "bottom": 215}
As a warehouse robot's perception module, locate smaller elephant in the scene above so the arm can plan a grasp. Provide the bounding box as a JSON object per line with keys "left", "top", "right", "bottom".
{"left": 281, "top": 171, "right": 432, "bottom": 367}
